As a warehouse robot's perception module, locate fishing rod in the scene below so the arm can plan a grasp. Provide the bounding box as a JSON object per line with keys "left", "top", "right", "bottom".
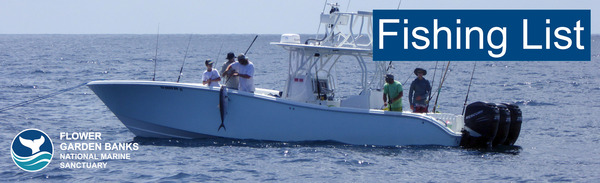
{"left": 244, "top": 35, "right": 258, "bottom": 55}
{"left": 212, "top": 42, "right": 225, "bottom": 85}
{"left": 152, "top": 25, "right": 160, "bottom": 81}
{"left": 432, "top": 61, "right": 450, "bottom": 113}
{"left": 223, "top": 35, "right": 259, "bottom": 85}
{"left": 176, "top": 34, "right": 193, "bottom": 83}
{"left": 427, "top": 61, "right": 439, "bottom": 105}
{"left": 383, "top": 0, "right": 403, "bottom": 74}
{"left": 430, "top": 61, "right": 447, "bottom": 104}
{"left": 462, "top": 62, "right": 477, "bottom": 115}
{"left": 213, "top": 42, "right": 224, "bottom": 71}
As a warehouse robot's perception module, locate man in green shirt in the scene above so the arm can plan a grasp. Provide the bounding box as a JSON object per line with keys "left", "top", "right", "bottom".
{"left": 383, "top": 74, "right": 403, "bottom": 111}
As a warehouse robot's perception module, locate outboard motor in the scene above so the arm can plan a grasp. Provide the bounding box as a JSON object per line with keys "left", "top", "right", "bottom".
{"left": 501, "top": 103, "right": 522, "bottom": 145}
{"left": 492, "top": 103, "right": 511, "bottom": 146}
{"left": 460, "top": 102, "right": 500, "bottom": 148}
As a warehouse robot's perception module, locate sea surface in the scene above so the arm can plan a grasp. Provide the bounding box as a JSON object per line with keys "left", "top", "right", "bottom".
{"left": 1, "top": 34, "right": 599, "bottom": 182}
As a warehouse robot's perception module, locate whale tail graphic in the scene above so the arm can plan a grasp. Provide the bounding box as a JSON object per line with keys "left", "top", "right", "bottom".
{"left": 19, "top": 136, "right": 45, "bottom": 154}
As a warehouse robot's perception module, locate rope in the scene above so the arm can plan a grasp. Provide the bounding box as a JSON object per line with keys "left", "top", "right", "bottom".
{"left": 0, "top": 82, "right": 87, "bottom": 113}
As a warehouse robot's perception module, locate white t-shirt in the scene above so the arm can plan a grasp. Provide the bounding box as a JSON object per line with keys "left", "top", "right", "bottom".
{"left": 230, "top": 62, "right": 255, "bottom": 92}
{"left": 202, "top": 69, "right": 221, "bottom": 87}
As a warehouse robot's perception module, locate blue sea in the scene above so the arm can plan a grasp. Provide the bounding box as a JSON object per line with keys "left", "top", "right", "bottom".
{"left": 1, "top": 34, "right": 599, "bottom": 182}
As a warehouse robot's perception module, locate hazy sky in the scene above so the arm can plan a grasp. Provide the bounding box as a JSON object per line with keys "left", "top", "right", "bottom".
{"left": 1, "top": 0, "right": 597, "bottom": 34}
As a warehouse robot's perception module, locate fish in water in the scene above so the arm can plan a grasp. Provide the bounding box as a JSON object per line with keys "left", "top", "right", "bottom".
{"left": 218, "top": 86, "right": 228, "bottom": 131}
{"left": 19, "top": 136, "right": 45, "bottom": 154}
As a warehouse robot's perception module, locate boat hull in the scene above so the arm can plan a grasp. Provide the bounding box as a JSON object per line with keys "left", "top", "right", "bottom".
{"left": 88, "top": 80, "right": 462, "bottom": 146}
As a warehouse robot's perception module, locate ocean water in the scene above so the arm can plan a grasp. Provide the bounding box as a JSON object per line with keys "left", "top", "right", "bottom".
{"left": 1, "top": 34, "right": 599, "bottom": 182}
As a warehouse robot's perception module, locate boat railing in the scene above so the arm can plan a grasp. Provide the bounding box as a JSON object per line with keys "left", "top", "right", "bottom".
{"left": 310, "top": 9, "right": 373, "bottom": 50}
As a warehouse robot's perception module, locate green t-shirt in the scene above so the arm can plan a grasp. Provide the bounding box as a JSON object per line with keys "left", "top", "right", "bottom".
{"left": 384, "top": 81, "right": 403, "bottom": 109}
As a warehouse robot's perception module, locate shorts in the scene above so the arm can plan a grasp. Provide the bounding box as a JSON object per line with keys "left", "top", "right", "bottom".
{"left": 413, "top": 104, "right": 428, "bottom": 113}
{"left": 390, "top": 107, "right": 403, "bottom": 112}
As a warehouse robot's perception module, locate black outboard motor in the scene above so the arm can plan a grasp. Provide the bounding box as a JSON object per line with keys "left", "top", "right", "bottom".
{"left": 501, "top": 103, "right": 522, "bottom": 145}
{"left": 460, "top": 102, "right": 500, "bottom": 148}
{"left": 492, "top": 103, "right": 511, "bottom": 146}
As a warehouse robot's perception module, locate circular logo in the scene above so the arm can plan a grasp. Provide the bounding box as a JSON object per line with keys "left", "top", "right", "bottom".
{"left": 11, "top": 129, "right": 54, "bottom": 172}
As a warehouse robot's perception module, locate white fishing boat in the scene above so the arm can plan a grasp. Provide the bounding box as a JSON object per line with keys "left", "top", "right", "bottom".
{"left": 88, "top": 4, "right": 521, "bottom": 147}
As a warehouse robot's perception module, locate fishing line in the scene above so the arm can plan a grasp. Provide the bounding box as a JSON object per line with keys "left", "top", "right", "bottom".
{"left": 402, "top": 63, "right": 421, "bottom": 86}
{"left": 0, "top": 82, "right": 88, "bottom": 113}
{"left": 176, "top": 34, "right": 193, "bottom": 83}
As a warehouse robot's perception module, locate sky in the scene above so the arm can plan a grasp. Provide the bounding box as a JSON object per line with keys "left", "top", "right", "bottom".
{"left": 0, "top": 0, "right": 598, "bottom": 34}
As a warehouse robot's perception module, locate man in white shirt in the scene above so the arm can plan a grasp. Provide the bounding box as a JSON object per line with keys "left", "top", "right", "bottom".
{"left": 202, "top": 59, "right": 221, "bottom": 87}
{"left": 225, "top": 53, "right": 255, "bottom": 93}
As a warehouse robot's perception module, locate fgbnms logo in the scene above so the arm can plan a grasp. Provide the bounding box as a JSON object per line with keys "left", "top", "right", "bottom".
{"left": 11, "top": 129, "right": 54, "bottom": 172}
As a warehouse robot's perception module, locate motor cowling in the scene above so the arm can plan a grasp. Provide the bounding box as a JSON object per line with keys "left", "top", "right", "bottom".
{"left": 492, "top": 103, "right": 512, "bottom": 146}
{"left": 460, "top": 101, "right": 500, "bottom": 148}
{"left": 501, "top": 103, "right": 522, "bottom": 145}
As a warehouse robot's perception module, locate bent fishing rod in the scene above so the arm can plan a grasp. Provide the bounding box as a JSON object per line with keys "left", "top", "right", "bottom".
{"left": 176, "top": 34, "right": 193, "bottom": 83}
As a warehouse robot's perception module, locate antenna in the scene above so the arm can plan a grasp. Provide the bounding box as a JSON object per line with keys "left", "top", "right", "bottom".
{"left": 346, "top": 0, "right": 351, "bottom": 12}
